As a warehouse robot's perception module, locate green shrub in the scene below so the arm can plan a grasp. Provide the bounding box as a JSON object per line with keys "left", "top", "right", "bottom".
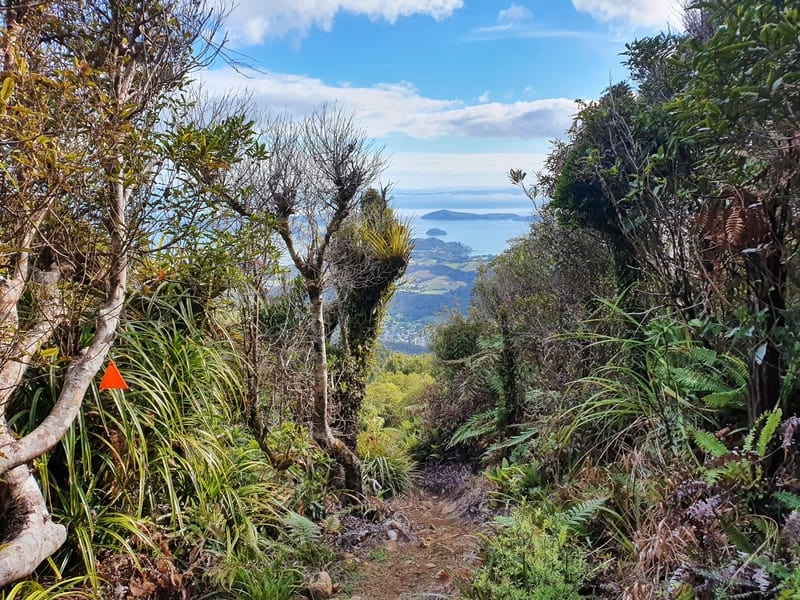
{"left": 463, "top": 507, "right": 591, "bottom": 600}
{"left": 207, "top": 554, "right": 303, "bottom": 600}
{"left": 263, "top": 422, "right": 336, "bottom": 520}
{"left": 359, "top": 425, "right": 417, "bottom": 496}
{"left": 484, "top": 458, "right": 542, "bottom": 506}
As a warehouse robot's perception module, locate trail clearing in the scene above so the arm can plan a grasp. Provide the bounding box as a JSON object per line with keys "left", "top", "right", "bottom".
{"left": 341, "top": 473, "right": 490, "bottom": 600}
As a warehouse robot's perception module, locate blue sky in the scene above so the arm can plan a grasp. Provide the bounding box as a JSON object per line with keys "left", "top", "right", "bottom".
{"left": 202, "top": 1, "right": 682, "bottom": 191}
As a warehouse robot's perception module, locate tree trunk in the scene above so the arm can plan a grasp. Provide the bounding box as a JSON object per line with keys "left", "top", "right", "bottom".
{"left": 0, "top": 465, "right": 67, "bottom": 586}
{"left": 307, "top": 284, "right": 362, "bottom": 496}
{"left": 0, "top": 167, "right": 129, "bottom": 586}
{"left": 745, "top": 250, "right": 786, "bottom": 426}
{"left": 334, "top": 354, "right": 365, "bottom": 452}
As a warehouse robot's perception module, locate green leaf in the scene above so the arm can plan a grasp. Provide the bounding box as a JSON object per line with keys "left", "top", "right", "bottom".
{"left": 0, "top": 77, "right": 15, "bottom": 103}
{"left": 693, "top": 429, "right": 728, "bottom": 458}
{"left": 757, "top": 408, "right": 782, "bottom": 458}
{"left": 773, "top": 490, "right": 800, "bottom": 511}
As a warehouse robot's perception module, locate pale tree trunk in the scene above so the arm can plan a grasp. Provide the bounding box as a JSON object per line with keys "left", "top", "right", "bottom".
{"left": 0, "top": 172, "right": 129, "bottom": 587}
{"left": 0, "top": 465, "right": 67, "bottom": 585}
{"left": 308, "top": 283, "right": 362, "bottom": 495}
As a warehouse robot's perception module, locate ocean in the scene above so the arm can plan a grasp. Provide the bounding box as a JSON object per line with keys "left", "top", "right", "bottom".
{"left": 392, "top": 188, "right": 535, "bottom": 256}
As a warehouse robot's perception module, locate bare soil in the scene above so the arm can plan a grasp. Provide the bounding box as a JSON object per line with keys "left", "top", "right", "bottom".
{"left": 342, "top": 476, "right": 490, "bottom": 600}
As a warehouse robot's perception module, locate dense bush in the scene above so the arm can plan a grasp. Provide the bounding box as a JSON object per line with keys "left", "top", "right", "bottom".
{"left": 463, "top": 506, "right": 592, "bottom": 600}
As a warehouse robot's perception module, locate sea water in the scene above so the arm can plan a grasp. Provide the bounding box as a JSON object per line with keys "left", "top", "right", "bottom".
{"left": 392, "top": 188, "right": 536, "bottom": 257}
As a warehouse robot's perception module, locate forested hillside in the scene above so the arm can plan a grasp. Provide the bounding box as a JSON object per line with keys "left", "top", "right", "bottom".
{"left": 2, "top": 0, "right": 800, "bottom": 598}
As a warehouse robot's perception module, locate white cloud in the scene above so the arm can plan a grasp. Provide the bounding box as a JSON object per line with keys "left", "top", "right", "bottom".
{"left": 471, "top": 4, "right": 601, "bottom": 40}
{"left": 478, "top": 90, "right": 491, "bottom": 103}
{"left": 223, "top": 0, "right": 464, "bottom": 45}
{"left": 572, "top": 0, "right": 683, "bottom": 30}
{"left": 199, "top": 68, "right": 577, "bottom": 140}
{"left": 498, "top": 4, "right": 532, "bottom": 25}
{"left": 477, "top": 2, "right": 532, "bottom": 33}
{"left": 386, "top": 152, "right": 546, "bottom": 189}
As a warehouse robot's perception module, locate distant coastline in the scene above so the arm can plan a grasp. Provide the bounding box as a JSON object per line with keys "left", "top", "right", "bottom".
{"left": 420, "top": 209, "right": 532, "bottom": 222}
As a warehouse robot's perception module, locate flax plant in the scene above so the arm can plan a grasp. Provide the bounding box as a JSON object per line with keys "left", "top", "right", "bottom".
{"left": 564, "top": 303, "right": 746, "bottom": 462}
{"left": 19, "top": 287, "right": 294, "bottom": 595}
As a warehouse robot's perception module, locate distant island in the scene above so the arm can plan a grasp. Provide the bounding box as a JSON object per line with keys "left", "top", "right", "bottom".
{"left": 421, "top": 209, "right": 532, "bottom": 222}
{"left": 426, "top": 228, "right": 447, "bottom": 236}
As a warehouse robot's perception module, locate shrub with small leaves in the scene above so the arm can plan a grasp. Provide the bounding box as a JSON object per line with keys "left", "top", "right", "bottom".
{"left": 462, "top": 506, "right": 592, "bottom": 600}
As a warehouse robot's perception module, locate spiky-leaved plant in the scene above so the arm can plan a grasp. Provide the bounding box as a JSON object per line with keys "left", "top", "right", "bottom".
{"left": 20, "top": 287, "right": 296, "bottom": 597}
{"left": 564, "top": 304, "right": 747, "bottom": 461}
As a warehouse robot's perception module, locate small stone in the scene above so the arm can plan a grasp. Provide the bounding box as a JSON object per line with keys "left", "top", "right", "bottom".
{"left": 387, "top": 528, "right": 399, "bottom": 541}
{"left": 307, "top": 571, "right": 333, "bottom": 599}
{"left": 425, "top": 562, "right": 437, "bottom": 568}
{"left": 350, "top": 596, "right": 363, "bottom": 600}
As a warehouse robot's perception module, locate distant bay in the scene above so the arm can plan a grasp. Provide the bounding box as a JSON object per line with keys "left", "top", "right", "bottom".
{"left": 392, "top": 188, "right": 535, "bottom": 256}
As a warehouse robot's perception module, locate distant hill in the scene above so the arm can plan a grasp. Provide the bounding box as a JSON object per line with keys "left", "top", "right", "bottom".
{"left": 381, "top": 236, "right": 483, "bottom": 352}
{"left": 421, "top": 209, "right": 532, "bottom": 222}
{"left": 426, "top": 228, "right": 447, "bottom": 236}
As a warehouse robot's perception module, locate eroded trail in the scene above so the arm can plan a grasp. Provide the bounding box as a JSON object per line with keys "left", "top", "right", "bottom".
{"left": 344, "top": 482, "right": 487, "bottom": 600}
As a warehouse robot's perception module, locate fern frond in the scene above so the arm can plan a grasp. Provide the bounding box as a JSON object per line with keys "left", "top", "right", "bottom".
{"left": 693, "top": 429, "right": 729, "bottom": 458}
{"left": 757, "top": 408, "right": 782, "bottom": 458}
{"left": 447, "top": 408, "right": 499, "bottom": 448}
{"left": 282, "top": 511, "right": 320, "bottom": 546}
{"left": 773, "top": 491, "right": 800, "bottom": 511}
{"left": 659, "top": 366, "right": 728, "bottom": 394}
{"left": 486, "top": 373, "right": 504, "bottom": 398}
{"left": 558, "top": 497, "right": 608, "bottom": 534}
{"left": 685, "top": 345, "right": 720, "bottom": 367}
{"left": 703, "top": 389, "right": 745, "bottom": 410}
{"left": 743, "top": 412, "right": 763, "bottom": 453}
{"left": 485, "top": 425, "right": 539, "bottom": 454}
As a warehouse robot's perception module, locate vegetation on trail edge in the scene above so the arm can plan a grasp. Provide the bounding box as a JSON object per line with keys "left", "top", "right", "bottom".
{"left": 4, "top": 1, "right": 800, "bottom": 599}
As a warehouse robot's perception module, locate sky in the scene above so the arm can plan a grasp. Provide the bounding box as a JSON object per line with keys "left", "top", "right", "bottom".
{"left": 201, "top": 1, "right": 684, "bottom": 192}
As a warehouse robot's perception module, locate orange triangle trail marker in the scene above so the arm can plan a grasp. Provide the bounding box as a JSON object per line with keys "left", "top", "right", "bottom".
{"left": 99, "top": 359, "right": 128, "bottom": 390}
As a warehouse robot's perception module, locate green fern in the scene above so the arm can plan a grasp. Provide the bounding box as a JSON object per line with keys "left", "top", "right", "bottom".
{"left": 281, "top": 511, "right": 320, "bottom": 546}
{"left": 773, "top": 491, "right": 800, "bottom": 511}
{"left": 757, "top": 408, "right": 782, "bottom": 458}
{"left": 693, "top": 429, "right": 729, "bottom": 458}
{"left": 703, "top": 389, "right": 745, "bottom": 410}
{"left": 743, "top": 412, "right": 764, "bottom": 453}
{"left": 662, "top": 365, "right": 728, "bottom": 394}
{"left": 556, "top": 497, "right": 608, "bottom": 535}
{"left": 448, "top": 408, "right": 500, "bottom": 448}
{"left": 686, "top": 345, "right": 720, "bottom": 367}
{"left": 485, "top": 425, "right": 539, "bottom": 454}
